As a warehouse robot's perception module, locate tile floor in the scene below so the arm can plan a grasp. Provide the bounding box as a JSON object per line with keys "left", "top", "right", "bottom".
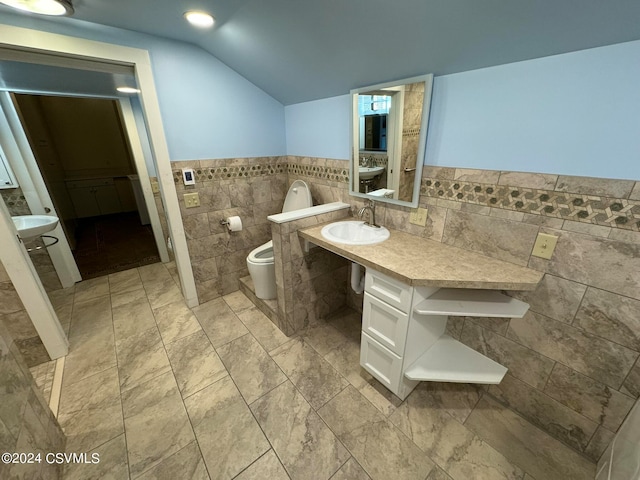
{"left": 73, "top": 212, "right": 160, "bottom": 279}
{"left": 45, "top": 263, "right": 596, "bottom": 480}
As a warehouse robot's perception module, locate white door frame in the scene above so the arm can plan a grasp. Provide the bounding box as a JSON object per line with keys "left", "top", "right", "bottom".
{"left": 118, "top": 97, "right": 169, "bottom": 263}
{"left": 0, "top": 24, "right": 198, "bottom": 308}
{"left": 0, "top": 91, "right": 81, "bottom": 288}
{"left": 0, "top": 198, "right": 68, "bottom": 359}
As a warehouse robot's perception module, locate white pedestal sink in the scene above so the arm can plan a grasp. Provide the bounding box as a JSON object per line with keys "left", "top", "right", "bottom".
{"left": 358, "top": 166, "right": 385, "bottom": 180}
{"left": 321, "top": 220, "right": 390, "bottom": 245}
{"left": 12, "top": 215, "right": 59, "bottom": 242}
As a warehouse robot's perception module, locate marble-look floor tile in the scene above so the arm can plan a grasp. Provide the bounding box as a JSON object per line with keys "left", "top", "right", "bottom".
{"left": 387, "top": 387, "right": 522, "bottom": 480}
{"left": 58, "top": 367, "right": 123, "bottom": 453}
{"left": 64, "top": 433, "right": 129, "bottom": 480}
{"left": 251, "top": 381, "right": 349, "bottom": 480}
{"left": 217, "top": 333, "right": 286, "bottom": 404}
{"left": 237, "top": 307, "right": 290, "bottom": 352}
{"left": 323, "top": 336, "right": 401, "bottom": 416}
{"left": 69, "top": 295, "right": 113, "bottom": 340}
{"left": 465, "top": 396, "right": 595, "bottom": 480}
{"left": 145, "top": 277, "right": 184, "bottom": 310}
{"left": 193, "top": 298, "right": 248, "bottom": 348}
{"left": 185, "top": 376, "right": 269, "bottom": 480}
{"left": 122, "top": 371, "right": 195, "bottom": 478}
{"left": 165, "top": 331, "right": 228, "bottom": 398}
{"left": 222, "top": 291, "right": 255, "bottom": 314}
{"left": 330, "top": 458, "right": 371, "bottom": 480}
{"left": 109, "top": 268, "right": 144, "bottom": 296}
{"left": 319, "top": 386, "right": 435, "bottom": 480}
{"left": 234, "top": 450, "right": 289, "bottom": 480}
{"left": 153, "top": 300, "right": 202, "bottom": 345}
{"left": 138, "top": 263, "right": 172, "bottom": 285}
{"left": 111, "top": 289, "right": 156, "bottom": 342}
{"left": 543, "top": 363, "right": 635, "bottom": 432}
{"left": 63, "top": 323, "right": 117, "bottom": 388}
{"left": 299, "top": 320, "right": 353, "bottom": 357}
{"left": 116, "top": 327, "right": 171, "bottom": 393}
{"left": 135, "top": 441, "right": 209, "bottom": 480}
{"left": 271, "top": 338, "right": 348, "bottom": 409}
{"left": 74, "top": 276, "right": 110, "bottom": 304}
{"left": 488, "top": 374, "right": 598, "bottom": 451}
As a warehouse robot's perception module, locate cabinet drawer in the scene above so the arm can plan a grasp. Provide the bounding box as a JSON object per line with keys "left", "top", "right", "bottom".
{"left": 360, "top": 332, "right": 403, "bottom": 391}
{"left": 363, "top": 292, "right": 408, "bottom": 355}
{"left": 365, "top": 269, "right": 412, "bottom": 313}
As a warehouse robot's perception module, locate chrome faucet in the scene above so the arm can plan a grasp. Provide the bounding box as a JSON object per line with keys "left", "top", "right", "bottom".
{"left": 358, "top": 199, "right": 380, "bottom": 228}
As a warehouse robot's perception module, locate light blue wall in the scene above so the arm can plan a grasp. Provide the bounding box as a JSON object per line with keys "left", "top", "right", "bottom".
{"left": 427, "top": 39, "right": 640, "bottom": 180}
{"left": 284, "top": 40, "right": 640, "bottom": 180}
{"left": 0, "top": 13, "right": 286, "bottom": 162}
{"left": 284, "top": 95, "right": 350, "bottom": 160}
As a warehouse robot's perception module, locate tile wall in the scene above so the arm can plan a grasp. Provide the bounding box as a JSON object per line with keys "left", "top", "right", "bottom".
{"left": 283, "top": 156, "right": 640, "bottom": 462}
{"left": 270, "top": 209, "right": 351, "bottom": 335}
{"left": 170, "top": 157, "right": 290, "bottom": 303}
{"left": 0, "top": 263, "right": 66, "bottom": 480}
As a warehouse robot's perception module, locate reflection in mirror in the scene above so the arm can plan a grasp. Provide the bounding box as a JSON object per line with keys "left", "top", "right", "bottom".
{"left": 350, "top": 74, "right": 433, "bottom": 208}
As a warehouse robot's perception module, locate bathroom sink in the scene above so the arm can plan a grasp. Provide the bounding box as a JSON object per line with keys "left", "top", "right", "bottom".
{"left": 321, "top": 220, "right": 390, "bottom": 245}
{"left": 12, "top": 215, "right": 59, "bottom": 241}
{"left": 358, "top": 166, "right": 384, "bottom": 180}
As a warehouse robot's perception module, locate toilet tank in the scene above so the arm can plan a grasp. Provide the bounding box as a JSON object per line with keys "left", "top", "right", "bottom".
{"left": 282, "top": 180, "right": 312, "bottom": 213}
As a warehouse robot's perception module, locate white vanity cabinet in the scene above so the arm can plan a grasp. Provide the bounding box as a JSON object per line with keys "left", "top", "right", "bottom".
{"left": 360, "top": 268, "right": 530, "bottom": 400}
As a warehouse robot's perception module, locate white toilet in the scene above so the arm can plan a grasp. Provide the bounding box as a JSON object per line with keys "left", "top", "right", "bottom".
{"left": 247, "top": 180, "right": 313, "bottom": 299}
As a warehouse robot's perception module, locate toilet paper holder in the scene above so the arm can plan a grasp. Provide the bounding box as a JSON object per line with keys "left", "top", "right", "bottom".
{"left": 219, "top": 219, "right": 229, "bottom": 226}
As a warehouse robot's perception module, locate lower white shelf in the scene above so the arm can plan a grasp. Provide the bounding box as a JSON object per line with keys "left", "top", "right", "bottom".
{"left": 404, "top": 334, "right": 507, "bottom": 384}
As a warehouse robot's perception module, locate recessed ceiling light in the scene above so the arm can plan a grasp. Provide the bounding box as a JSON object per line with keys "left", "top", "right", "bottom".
{"left": 184, "top": 10, "right": 215, "bottom": 28}
{"left": 0, "top": 0, "right": 74, "bottom": 16}
{"left": 117, "top": 87, "right": 141, "bottom": 94}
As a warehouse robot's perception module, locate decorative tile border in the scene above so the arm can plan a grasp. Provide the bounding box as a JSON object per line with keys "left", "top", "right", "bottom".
{"left": 173, "top": 163, "right": 287, "bottom": 183}
{"left": 287, "top": 164, "right": 349, "bottom": 183}
{"left": 1, "top": 188, "right": 31, "bottom": 216}
{"left": 421, "top": 177, "right": 640, "bottom": 231}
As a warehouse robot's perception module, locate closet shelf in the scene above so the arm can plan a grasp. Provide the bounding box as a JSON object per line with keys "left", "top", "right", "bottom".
{"left": 413, "top": 288, "right": 529, "bottom": 318}
{"left": 404, "top": 335, "right": 508, "bottom": 384}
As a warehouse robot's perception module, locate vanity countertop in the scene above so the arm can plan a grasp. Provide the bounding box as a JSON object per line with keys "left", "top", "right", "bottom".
{"left": 298, "top": 221, "right": 543, "bottom": 291}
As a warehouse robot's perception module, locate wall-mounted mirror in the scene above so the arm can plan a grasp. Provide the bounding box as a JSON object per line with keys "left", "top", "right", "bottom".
{"left": 350, "top": 74, "right": 433, "bottom": 207}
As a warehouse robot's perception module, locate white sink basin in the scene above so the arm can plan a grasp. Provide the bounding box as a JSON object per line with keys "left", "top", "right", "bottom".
{"left": 321, "top": 220, "right": 390, "bottom": 245}
{"left": 359, "top": 166, "right": 385, "bottom": 180}
{"left": 12, "top": 215, "right": 59, "bottom": 241}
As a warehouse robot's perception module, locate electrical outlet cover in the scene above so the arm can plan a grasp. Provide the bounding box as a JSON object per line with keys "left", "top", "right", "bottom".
{"left": 409, "top": 207, "right": 428, "bottom": 226}
{"left": 532, "top": 233, "right": 559, "bottom": 259}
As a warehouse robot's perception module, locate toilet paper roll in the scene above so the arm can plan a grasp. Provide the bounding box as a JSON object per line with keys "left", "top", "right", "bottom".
{"left": 226, "top": 216, "right": 242, "bottom": 232}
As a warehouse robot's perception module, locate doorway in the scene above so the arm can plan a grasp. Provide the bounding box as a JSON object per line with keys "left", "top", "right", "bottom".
{"left": 11, "top": 93, "right": 161, "bottom": 279}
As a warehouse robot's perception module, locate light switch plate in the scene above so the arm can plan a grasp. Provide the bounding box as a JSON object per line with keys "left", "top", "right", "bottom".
{"left": 532, "top": 233, "right": 559, "bottom": 259}
{"left": 409, "top": 207, "right": 428, "bottom": 226}
{"left": 183, "top": 192, "right": 200, "bottom": 208}
{"left": 151, "top": 181, "right": 160, "bottom": 194}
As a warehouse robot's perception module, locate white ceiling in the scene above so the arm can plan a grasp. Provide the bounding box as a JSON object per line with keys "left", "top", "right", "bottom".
{"left": 1, "top": 0, "right": 640, "bottom": 104}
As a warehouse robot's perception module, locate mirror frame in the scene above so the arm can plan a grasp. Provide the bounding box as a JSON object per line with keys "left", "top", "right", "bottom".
{"left": 349, "top": 74, "right": 434, "bottom": 208}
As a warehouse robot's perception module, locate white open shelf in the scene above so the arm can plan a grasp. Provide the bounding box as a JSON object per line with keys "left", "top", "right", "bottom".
{"left": 404, "top": 334, "right": 508, "bottom": 384}
{"left": 413, "top": 288, "right": 529, "bottom": 318}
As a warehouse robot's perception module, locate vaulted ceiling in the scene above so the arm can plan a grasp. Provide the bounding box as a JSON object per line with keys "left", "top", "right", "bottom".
{"left": 2, "top": 0, "right": 640, "bottom": 104}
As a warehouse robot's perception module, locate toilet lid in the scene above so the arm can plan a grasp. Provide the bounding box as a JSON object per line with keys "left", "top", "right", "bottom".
{"left": 282, "top": 180, "right": 312, "bottom": 213}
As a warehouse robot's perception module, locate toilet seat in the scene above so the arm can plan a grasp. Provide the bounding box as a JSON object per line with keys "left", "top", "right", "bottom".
{"left": 247, "top": 240, "right": 273, "bottom": 264}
